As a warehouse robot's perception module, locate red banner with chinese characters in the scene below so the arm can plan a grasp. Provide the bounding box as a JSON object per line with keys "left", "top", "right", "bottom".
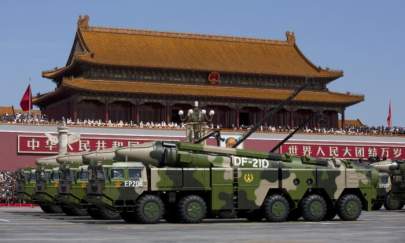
{"left": 280, "top": 143, "right": 405, "bottom": 160}
{"left": 17, "top": 135, "right": 177, "bottom": 154}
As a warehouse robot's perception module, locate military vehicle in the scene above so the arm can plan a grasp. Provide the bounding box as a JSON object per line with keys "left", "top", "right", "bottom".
{"left": 15, "top": 168, "right": 36, "bottom": 203}
{"left": 80, "top": 149, "right": 122, "bottom": 219}
{"left": 84, "top": 85, "right": 381, "bottom": 224}
{"left": 55, "top": 149, "right": 120, "bottom": 219}
{"left": 32, "top": 164, "right": 63, "bottom": 213}
{"left": 372, "top": 160, "right": 405, "bottom": 210}
{"left": 56, "top": 162, "right": 88, "bottom": 216}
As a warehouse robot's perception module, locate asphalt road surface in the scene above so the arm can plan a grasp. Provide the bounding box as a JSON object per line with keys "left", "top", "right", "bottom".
{"left": 0, "top": 207, "right": 404, "bottom": 243}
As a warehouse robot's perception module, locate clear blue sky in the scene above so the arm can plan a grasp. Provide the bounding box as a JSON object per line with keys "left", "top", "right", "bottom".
{"left": 0, "top": 0, "right": 404, "bottom": 126}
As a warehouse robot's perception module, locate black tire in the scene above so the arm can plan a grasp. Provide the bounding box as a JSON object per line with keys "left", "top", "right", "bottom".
{"left": 301, "top": 194, "right": 327, "bottom": 222}
{"left": 62, "top": 205, "right": 88, "bottom": 216}
{"left": 245, "top": 210, "right": 263, "bottom": 222}
{"left": 384, "top": 192, "right": 403, "bottom": 210}
{"left": 87, "top": 207, "right": 103, "bottom": 219}
{"left": 120, "top": 212, "right": 138, "bottom": 223}
{"left": 61, "top": 205, "right": 74, "bottom": 216}
{"left": 372, "top": 201, "right": 384, "bottom": 211}
{"left": 263, "top": 194, "right": 290, "bottom": 222}
{"left": 87, "top": 206, "right": 121, "bottom": 220}
{"left": 39, "top": 204, "right": 52, "bottom": 213}
{"left": 177, "top": 195, "right": 207, "bottom": 223}
{"left": 135, "top": 194, "right": 164, "bottom": 224}
{"left": 40, "top": 204, "right": 63, "bottom": 214}
{"left": 98, "top": 207, "right": 121, "bottom": 220}
{"left": 337, "top": 194, "right": 362, "bottom": 221}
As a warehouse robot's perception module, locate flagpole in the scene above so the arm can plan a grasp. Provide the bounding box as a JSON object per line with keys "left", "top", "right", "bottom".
{"left": 28, "top": 77, "right": 31, "bottom": 122}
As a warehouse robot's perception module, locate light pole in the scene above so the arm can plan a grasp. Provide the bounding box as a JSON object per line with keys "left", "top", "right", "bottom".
{"left": 178, "top": 101, "right": 215, "bottom": 143}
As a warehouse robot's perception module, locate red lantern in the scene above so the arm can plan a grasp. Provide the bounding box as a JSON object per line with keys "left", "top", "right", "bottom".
{"left": 208, "top": 72, "right": 220, "bottom": 85}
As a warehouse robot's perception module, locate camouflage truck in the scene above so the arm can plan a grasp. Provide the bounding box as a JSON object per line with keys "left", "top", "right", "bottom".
{"left": 15, "top": 168, "right": 36, "bottom": 203}
{"left": 371, "top": 171, "right": 391, "bottom": 210}
{"left": 372, "top": 160, "right": 405, "bottom": 210}
{"left": 32, "top": 165, "right": 63, "bottom": 213}
{"left": 56, "top": 163, "right": 89, "bottom": 216}
{"left": 56, "top": 150, "right": 120, "bottom": 219}
{"left": 85, "top": 141, "right": 380, "bottom": 224}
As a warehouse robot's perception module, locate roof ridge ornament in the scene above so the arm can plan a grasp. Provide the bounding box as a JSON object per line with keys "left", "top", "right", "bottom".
{"left": 78, "top": 15, "right": 90, "bottom": 29}
{"left": 286, "top": 31, "right": 296, "bottom": 45}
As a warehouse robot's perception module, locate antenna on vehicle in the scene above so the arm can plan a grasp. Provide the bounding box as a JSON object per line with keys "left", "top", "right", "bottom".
{"left": 232, "top": 82, "right": 308, "bottom": 148}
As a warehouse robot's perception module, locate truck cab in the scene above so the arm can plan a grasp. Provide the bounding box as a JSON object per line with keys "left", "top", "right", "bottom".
{"left": 57, "top": 164, "right": 88, "bottom": 216}
{"left": 84, "top": 162, "right": 120, "bottom": 220}
{"left": 384, "top": 160, "right": 405, "bottom": 210}
{"left": 32, "top": 167, "right": 62, "bottom": 213}
{"left": 16, "top": 168, "right": 36, "bottom": 202}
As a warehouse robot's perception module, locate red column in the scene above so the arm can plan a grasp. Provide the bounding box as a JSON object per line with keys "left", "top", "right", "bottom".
{"left": 166, "top": 104, "right": 171, "bottom": 123}
{"left": 290, "top": 110, "right": 294, "bottom": 127}
{"left": 72, "top": 100, "right": 77, "bottom": 121}
{"left": 341, "top": 109, "right": 345, "bottom": 129}
{"left": 105, "top": 102, "right": 109, "bottom": 123}
{"left": 135, "top": 105, "right": 140, "bottom": 123}
{"left": 236, "top": 108, "right": 240, "bottom": 128}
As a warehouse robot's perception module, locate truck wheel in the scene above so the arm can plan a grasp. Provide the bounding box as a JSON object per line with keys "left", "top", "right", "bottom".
{"left": 61, "top": 205, "right": 74, "bottom": 215}
{"left": 62, "top": 205, "right": 88, "bottom": 216}
{"left": 301, "top": 194, "right": 327, "bottom": 221}
{"left": 337, "top": 194, "right": 362, "bottom": 221}
{"left": 87, "top": 207, "right": 103, "bottom": 219}
{"left": 88, "top": 206, "right": 121, "bottom": 220}
{"left": 384, "top": 192, "right": 403, "bottom": 210}
{"left": 177, "top": 195, "right": 207, "bottom": 223}
{"left": 99, "top": 207, "right": 121, "bottom": 220}
{"left": 40, "top": 204, "right": 63, "bottom": 214}
{"left": 135, "top": 195, "right": 164, "bottom": 224}
{"left": 263, "top": 194, "right": 290, "bottom": 222}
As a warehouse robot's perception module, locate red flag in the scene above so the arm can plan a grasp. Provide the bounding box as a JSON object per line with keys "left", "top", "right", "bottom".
{"left": 20, "top": 85, "right": 32, "bottom": 112}
{"left": 387, "top": 100, "right": 392, "bottom": 128}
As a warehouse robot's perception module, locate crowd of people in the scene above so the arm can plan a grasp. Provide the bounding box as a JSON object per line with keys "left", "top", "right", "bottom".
{"left": 1, "top": 114, "right": 404, "bottom": 136}
{"left": 0, "top": 171, "right": 16, "bottom": 204}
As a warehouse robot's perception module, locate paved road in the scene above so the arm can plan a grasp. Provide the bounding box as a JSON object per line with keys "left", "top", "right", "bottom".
{"left": 0, "top": 207, "right": 404, "bottom": 243}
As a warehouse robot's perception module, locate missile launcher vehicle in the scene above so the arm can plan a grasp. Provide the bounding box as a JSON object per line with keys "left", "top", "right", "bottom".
{"left": 84, "top": 141, "right": 379, "bottom": 224}
{"left": 15, "top": 168, "right": 36, "bottom": 203}
{"left": 84, "top": 85, "right": 381, "bottom": 224}
{"left": 371, "top": 160, "right": 405, "bottom": 210}
{"left": 32, "top": 153, "right": 84, "bottom": 214}
{"left": 31, "top": 164, "right": 63, "bottom": 213}
{"left": 56, "top": 149, "right": 120, "bottom": 219}
{"left": 56, "top": 163, "right": 89, "bottom": 216}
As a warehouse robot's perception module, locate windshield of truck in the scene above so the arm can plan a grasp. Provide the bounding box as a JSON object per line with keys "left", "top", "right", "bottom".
{"left": 21, "top": 172, "right": 31, "bottom": 181}
{"left": 128, "top": 168, "right": 142, "bottom": 180}
{"left": 29, "top": 172, "right": 36, "bottom": 182}
{"left": 61, "top": 169, "right": 72, "bottom": 180}
{"left": 79, "top": 170, "right": 88, "bottom": 180}
{"left": 51, "top": 171, "right": 59, "bottom": 181}
{"left": 111, "top": 169, "right": 124, "bottom": 180}
{"left": 96, "top": 166, "right": 105, "bottom": 180}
